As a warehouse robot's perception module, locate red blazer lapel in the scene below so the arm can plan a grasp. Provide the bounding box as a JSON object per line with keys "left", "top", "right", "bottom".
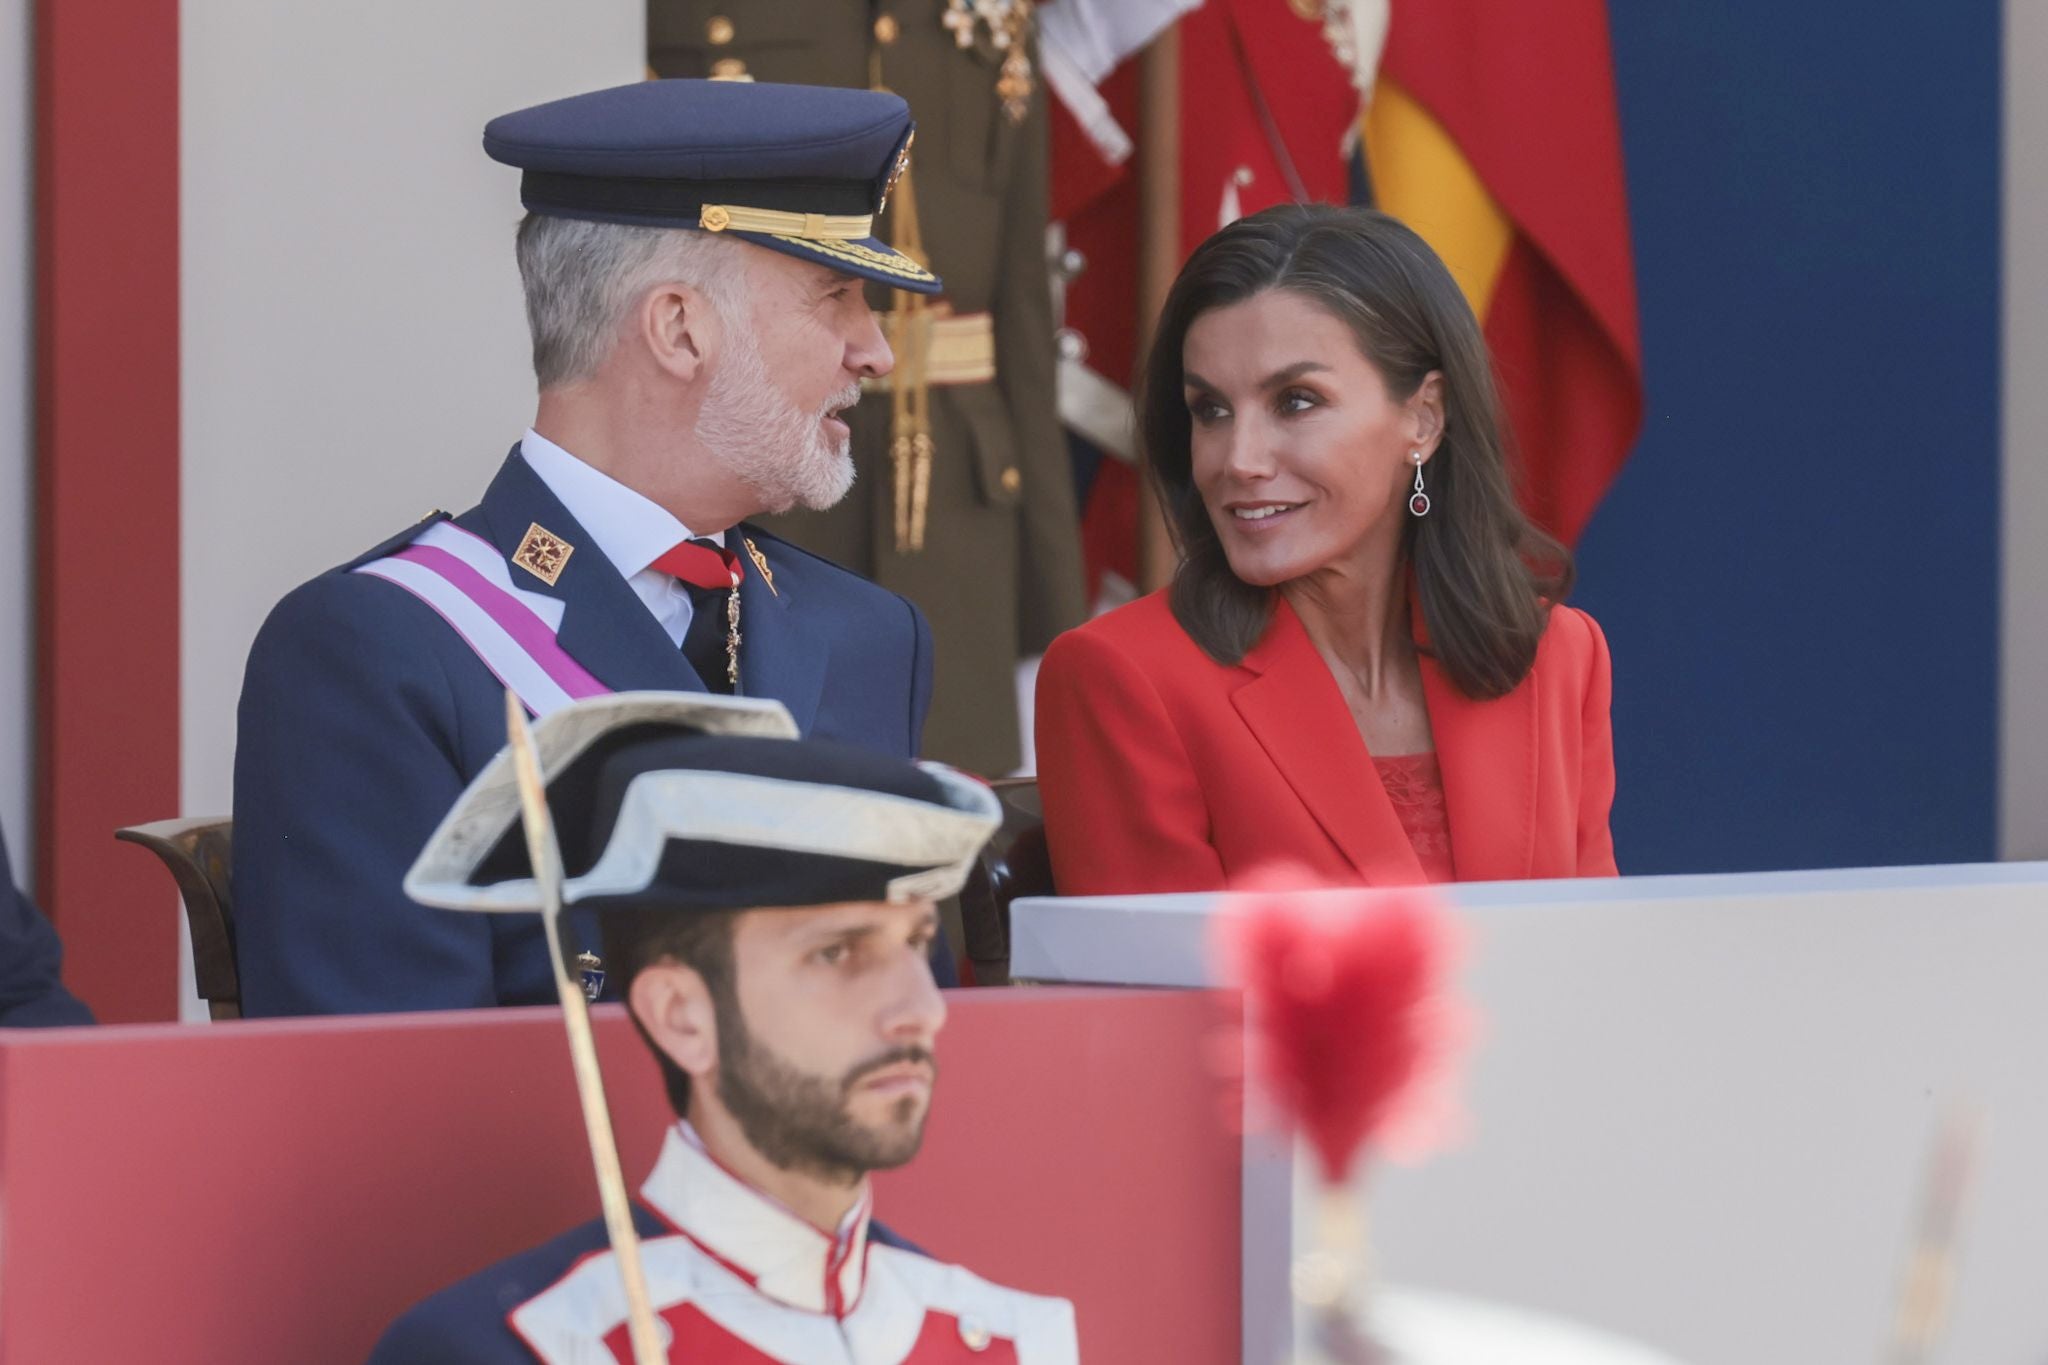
{"left": 1231, "top": 601, "right": 1426, "bottom": 886}
{"left": 1417, "top": 627, "right": 1538, "bottom": 883}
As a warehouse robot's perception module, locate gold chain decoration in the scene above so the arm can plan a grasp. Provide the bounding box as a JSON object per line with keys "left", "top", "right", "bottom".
{"left": 874, "top": 40, "right": 937, "bottom": 553}
{"left": 723, "top": 567, "right": 742, "bottom": 689}
{"left": 941, "top": 0, "right": 1037, "bottom": 124}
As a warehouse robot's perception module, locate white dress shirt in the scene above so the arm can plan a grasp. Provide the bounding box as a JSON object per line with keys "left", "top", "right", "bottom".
{"left": 518, "top": 428, "right": 721, "bottom": 648}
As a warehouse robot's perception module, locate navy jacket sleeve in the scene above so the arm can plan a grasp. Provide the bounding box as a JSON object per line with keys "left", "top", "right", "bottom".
{"left": 233, "top": 571, "right": 498, "bottom": 1017}
{"left": 907, "top": 595, "right": 935, "bottom": 759}
{"left": 0, "top": 826, "right": 93, "bottom": 1027}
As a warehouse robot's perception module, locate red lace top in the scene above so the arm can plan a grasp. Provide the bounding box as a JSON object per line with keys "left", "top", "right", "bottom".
{"left": 1373, "top": 752, "right": 1456, "bottom": 883}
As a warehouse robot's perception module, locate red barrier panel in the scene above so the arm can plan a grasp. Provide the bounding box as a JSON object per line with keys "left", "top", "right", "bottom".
{"left": 0, "top": 988, "right": 1238, "bottom": 1363}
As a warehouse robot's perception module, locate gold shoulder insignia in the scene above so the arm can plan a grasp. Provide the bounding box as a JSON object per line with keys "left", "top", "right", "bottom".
{"left": 513, "top": 523, "right": 574, "bottom": 586}
{"left": 743, "top": 536, "right": 778, "bottom": 596}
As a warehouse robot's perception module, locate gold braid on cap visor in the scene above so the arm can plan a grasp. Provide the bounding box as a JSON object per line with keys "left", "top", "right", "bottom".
{"left": 698, "top": 204, "right": 874, "bottom": 239}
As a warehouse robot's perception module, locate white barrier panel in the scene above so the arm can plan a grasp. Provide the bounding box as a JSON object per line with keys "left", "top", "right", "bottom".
{"left": 1013, "top": 864, "right": 2048, "bottom": 1365}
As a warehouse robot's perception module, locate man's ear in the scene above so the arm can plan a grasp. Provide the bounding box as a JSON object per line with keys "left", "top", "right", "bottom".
{"left": 639, "top": 284, "right": 722, "bottom": 385}
{"left": 1408, "top": 370, "right": 1447, "bottom": 462}
{"left": 630, "top": 960, "right": 719, "bottom": 1081}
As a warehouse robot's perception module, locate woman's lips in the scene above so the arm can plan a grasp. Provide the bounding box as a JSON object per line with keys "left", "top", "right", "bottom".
{"left": 1226, "top": 502, "right": 1305, "bottom": 531}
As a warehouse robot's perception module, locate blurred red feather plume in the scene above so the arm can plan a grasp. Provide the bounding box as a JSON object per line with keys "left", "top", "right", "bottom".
{"left": 1215, "top": 872, "right": 1472, "bottom": 1185}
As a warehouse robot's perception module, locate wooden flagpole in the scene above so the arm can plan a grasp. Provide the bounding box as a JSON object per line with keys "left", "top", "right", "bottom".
{"left": 1136, "top": 20, "right": 1183, "bottom": 594}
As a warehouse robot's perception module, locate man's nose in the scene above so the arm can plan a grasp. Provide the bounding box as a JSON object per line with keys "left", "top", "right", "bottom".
{"left": 878, "top": 948, "right": 946, "bottom": 1046}
{"left": 847, "top": 296, "right": 894, "bottom": 379}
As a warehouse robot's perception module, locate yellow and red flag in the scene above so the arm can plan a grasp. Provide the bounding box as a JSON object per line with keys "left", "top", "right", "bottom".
{"left": 1364, "top": 0, "right": 1642, "bottom": 544}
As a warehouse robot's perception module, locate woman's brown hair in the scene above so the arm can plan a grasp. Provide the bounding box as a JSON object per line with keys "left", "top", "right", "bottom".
{"left": 1142, "top": 203, "right": 1571, "bottom": 699}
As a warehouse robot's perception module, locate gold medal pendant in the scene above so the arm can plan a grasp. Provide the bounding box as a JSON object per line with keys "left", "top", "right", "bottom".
{"left": 940, "top": 0, "right": 1036, "bottom": 124}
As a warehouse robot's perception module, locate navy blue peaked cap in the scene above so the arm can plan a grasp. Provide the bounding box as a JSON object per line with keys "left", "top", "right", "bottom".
{"left": 484, "top": 79, "right": 941, "bottom": 294}
{"left": 406, "top": 694, "right": 998, "bottom": 917}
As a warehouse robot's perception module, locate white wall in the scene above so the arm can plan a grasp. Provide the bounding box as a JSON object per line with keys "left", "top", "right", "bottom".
{"left": 0, "top": 0, "right": 30, "bottom": 879}
{"left": 180, "top": 1, "right": 643, "bottom": 830}
{"left": 2006, "top": 0, "right": 2048, "bottom": 859}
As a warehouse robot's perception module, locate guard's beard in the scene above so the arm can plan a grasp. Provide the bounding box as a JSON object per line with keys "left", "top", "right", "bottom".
{"left": 713, "top": 991, "right": 934, "bottom": 1184}
{"left": 697, "top": 318, "right": 859, "bottom": 514}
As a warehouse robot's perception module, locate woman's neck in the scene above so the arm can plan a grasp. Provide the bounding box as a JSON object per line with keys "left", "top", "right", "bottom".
{"left": 1281, "top": 544, "right": 1414, "bottom": 699}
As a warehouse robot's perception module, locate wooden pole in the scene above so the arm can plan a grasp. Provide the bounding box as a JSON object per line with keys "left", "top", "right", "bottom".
{"left": 1135, "top": 22, "right": 1183, "bottom": 593}
{"left": 505, "top": 694, "right": 666, "bottom": 1365}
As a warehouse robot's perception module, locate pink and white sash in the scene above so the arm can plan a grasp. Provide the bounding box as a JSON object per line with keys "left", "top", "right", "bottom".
{"left": 352, "top": 521, "right": 610, "bottom": 717}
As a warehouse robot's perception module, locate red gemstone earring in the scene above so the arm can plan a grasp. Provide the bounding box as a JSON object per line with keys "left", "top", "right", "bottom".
{"left": 1408, "top": 451, "right": 1431, "bottom": 517}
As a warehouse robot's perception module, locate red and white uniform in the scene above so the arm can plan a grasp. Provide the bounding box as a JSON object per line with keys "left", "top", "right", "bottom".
{"left": 509, "top": 1125, "right": 1079, "bottom": 1364}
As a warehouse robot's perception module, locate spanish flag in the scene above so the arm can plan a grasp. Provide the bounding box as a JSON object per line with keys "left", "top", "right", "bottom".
{"left": 1363, "top": 0, "right": 1642, "bottom": 545}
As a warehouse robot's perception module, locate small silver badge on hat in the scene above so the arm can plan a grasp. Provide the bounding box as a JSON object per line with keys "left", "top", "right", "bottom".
{"left": 576, "top": 952, "right": 606, "bottom": 1002}
{"left": 957, "top": 1317, "right": 992, "bottom": 1352}
{"left": 513, "top": 523, "right": 574, "bottom": 585}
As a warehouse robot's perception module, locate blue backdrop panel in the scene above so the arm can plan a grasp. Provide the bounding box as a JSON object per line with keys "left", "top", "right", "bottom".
{"left": 1574, "top": 1, "right": 2000, "bottom": 872}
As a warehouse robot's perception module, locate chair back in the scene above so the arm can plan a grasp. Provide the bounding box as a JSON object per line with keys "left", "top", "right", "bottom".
{"left": 959, "top": 778, "right": 1051, "bottom": 987}
{"left": 115, "top": 817, "right": 237, "bottom": 1020}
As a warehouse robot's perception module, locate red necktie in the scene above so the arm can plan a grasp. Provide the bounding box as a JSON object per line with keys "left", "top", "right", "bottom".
{"left": 652, "top": 538, "right": 742, "bottom": 692}
{"left": 651, "top": 538, "right": 740, "bottom": 591}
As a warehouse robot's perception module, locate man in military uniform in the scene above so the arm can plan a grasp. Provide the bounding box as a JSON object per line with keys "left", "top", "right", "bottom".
{"left": 650, "top": 1, "right": 1088, "bottom": 777}
{"left": 233, "top": 79, "right": 964, "bottom": 1016}
{"left": 369, "top": 696, "right": 1079, "bottom": 1362}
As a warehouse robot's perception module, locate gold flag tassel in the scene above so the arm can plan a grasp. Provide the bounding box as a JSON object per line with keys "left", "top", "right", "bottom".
{"left": 874, "top": 46, "right": 936, "bottom": 554}
{"left": 505, "top": 693, "right": 666, "bottom": 1365}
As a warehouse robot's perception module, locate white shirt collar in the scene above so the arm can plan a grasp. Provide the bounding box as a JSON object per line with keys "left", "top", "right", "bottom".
{"left": 642, "top": 1121, "right": 873, "bottom": 1317}
{"left": 518, "top": 429, "right": 717, "bottom": 580}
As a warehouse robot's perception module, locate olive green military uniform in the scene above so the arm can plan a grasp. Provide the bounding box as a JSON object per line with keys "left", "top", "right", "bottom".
{"left": 649, "top": 0, "right": 1087, "bottom": 777}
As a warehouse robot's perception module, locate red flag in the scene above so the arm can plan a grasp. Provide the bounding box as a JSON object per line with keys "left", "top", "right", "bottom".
{"left": 1371, "top": 0, "right": 1643, "bottom": 544}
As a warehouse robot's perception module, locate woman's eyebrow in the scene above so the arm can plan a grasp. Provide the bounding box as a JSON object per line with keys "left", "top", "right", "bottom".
{"left": 1183, "top": 361, "right": 1332, "bottom": 393}
{"left": 1260, "top": 360, "right": 1332, "bottom": 388}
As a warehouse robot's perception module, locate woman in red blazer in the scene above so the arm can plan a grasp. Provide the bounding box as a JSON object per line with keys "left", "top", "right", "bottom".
{"left": 1036, "top": 205, "right": 1616, "bottom": 895}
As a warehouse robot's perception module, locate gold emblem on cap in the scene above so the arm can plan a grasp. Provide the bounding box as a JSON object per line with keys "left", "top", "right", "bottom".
{"left": 743, "top": 536, "right": 778, "bottom": 596}
{"left": 706, "top": 15, "right": 735, "bottom": 45}
{"left": 512, "top": 523, "right": 574, "bottom": 585}
{"left": 697, "top": 203, "right": 872, "bottom": 240}
{"left": 879, "top": 129, "right": 914, "bottom": 216}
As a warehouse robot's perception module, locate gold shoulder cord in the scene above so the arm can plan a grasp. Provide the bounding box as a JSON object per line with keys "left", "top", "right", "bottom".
{"left": 871, "top": 41, "right": 935, "bottom": 554}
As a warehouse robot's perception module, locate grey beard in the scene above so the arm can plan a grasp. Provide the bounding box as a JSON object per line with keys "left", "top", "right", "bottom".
{"left": 697, "top": 327, "right": 858, "bottom": 513}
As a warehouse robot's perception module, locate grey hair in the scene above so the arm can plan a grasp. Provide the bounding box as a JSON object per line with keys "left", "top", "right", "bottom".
{"left": 514, "top": 214, "right": 750, "bottom": 388}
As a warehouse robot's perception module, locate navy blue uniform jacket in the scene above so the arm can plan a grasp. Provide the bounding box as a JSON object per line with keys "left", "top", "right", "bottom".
{"left": 233, "top": 449, "right": 937, "bottom": 1016}
{"left": 366, "top": 1208, "right": 927, "bottom": 1364}
{"left": 0, "top": 825, "right": 93, "bottom": 1027}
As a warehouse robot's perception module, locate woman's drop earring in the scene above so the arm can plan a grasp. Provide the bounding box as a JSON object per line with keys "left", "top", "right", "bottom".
{"left": 1408, "top": 451, "right": 1431, "bottom": 517}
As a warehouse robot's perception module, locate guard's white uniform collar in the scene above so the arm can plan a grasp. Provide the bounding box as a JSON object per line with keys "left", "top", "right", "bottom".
{"left": 646, "top": 1121, "right": 873, "bottom": 1317}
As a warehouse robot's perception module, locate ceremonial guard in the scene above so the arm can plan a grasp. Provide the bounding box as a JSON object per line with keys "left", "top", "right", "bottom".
{"left": 234, "top": 79, "right": 961, "bottom": 1016}
{"left": 369, "top": 694, "right": 1079, "bottom": 1363}
{"left": 649, "top": 1, "right": 1088, "bottom": 776}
